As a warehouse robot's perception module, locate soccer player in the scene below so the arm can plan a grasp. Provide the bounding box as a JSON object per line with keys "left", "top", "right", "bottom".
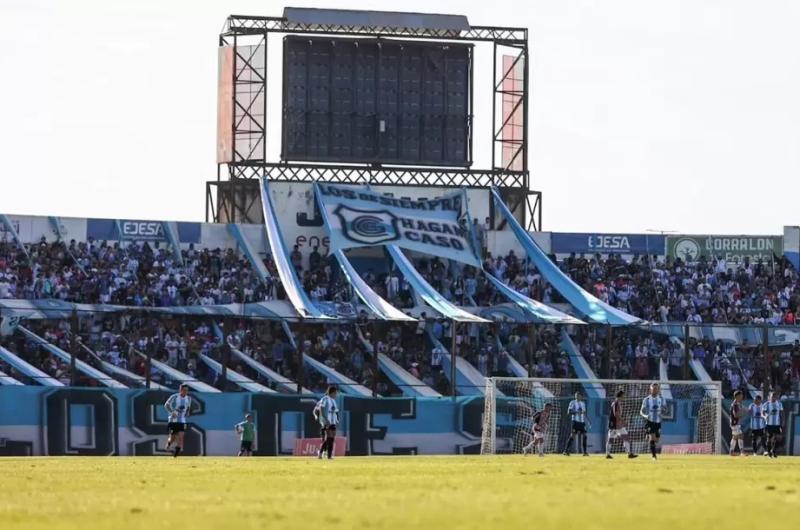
{"left": 234, "top": 413, "right": 255, "bottom": 456}
{"left": 522, "top": 402, "right": 552, "bottom": 457}
{"left": 729, "top": 390, "right": 744, "bottom": 456}
{"left": 563, "top": 391, "right": 591, "bottom": 456}
{"left": 748, "top": 394, "right": 766, "bottom": 455}
{"left": 640, "top": 382, "right": 667, "bottom": 461}
{"left": 606, "top": 390, "right": 638, "bottom": 459}
{"left": 762, "top": 391, "right": 784, "bottom": 458}
{"left": 165, "top": 383, "right": 192, "bottom": 458}
{"left": 313, "top": 386, "right": 339, "bottom": 460}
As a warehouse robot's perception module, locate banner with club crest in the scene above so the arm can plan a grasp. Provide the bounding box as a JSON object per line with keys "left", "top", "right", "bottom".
{"left": 314, "top": 183, "right": 482, "bottom": 267}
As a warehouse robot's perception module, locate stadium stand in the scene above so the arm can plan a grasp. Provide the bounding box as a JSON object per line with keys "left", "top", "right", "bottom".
{"left": 2, "top": 226, "right": 800, "bottom": 399}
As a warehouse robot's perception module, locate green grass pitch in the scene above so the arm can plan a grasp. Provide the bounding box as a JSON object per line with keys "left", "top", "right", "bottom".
{"left": 1, "top": 455, "right": 798, "bottom": 530}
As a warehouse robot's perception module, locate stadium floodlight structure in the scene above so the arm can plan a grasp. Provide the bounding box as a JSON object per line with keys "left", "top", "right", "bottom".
{"left": 208, "top": 7, "right": 542, "bottom": 231}
{"left": 481, "top": 377, "right": 723, "bottom": 456}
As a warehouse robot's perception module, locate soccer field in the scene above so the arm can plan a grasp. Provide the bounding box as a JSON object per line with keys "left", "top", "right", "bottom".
{"left": 1, "top": 456, "right": 798, "bottom": 530}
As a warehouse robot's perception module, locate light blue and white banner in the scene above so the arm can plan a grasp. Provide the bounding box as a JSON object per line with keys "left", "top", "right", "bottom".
{"left": 315, "top": 183, "right": 481, "bottom": 267}
{"left": 484, "top": 273, "right": 584, "bottom": 325}
{"left": 387, "top": 246, "right": 489, "bottom": 323}
{"left": 491, "top": 188, "right": 642, "bottom": 326}
{"left": 261, "top": 180, "right": 331, "bottom": 320}
{"left": 333, "top": 250, "right": 415, "bottom": 322}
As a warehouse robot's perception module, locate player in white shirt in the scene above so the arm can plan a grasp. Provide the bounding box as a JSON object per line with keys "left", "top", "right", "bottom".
{"left": 522, "top": 403, "right": 553, "bottom": 457}
{"left": 729, "top": 390, "right": 744, "bottom": 456}
{"left": 640, "top": 383, "right": 667, "bottom": 461}
{"left": 164, "top": 384, "right": 192, "bottom": 458}
{"left": 606, "top": 390, "right": 638, "bottom": 459}
{"left": 748, "top": 394, "right": 767, "bottom": 455}
{"left": 563, "top": 391, "right": 591, "bottom": 456}
{"left": 763, "top": 391, "right": 784, "bottom": 458}
{"left": 313, "top": 386, "right": 339, "bottom": 460}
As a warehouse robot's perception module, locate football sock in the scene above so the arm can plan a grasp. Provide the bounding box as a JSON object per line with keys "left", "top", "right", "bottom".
{"left": 650, "top": 441, "right": 657, "bottom": 458}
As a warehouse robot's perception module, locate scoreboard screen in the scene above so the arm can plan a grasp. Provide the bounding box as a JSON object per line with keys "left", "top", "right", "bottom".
{"left": 282, "top": 36, "right": 473, "bottom": 167}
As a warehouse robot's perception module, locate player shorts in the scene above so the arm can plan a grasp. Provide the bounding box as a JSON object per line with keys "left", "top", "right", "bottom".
{"left": 731, "top": 425, "right": 743, "bottom": 437}
{"left": 571, "top": 421, "right": 587, "bottom": 434}
{"left": 765, "top": 425, "right": 782, "bottom": 437}
{"left": 321, "top": 425, "right": 337, "bottom": 437}
{"left": 532, "top": 428, "right": 546, "bottom": 441}
{"left": 240, "top": 440, "right": 253, "bottom": 452}
{"left": 168, "top": 422, "right": 186, "bottom": 434}
{"left": 751, "top": 428, "right": 765, "bottom": 439}
{"left": 646, "top": 421, "right": 662, "bottom": 437}
{"left": 608, "top": 428, "right": 628, "bottom": 439}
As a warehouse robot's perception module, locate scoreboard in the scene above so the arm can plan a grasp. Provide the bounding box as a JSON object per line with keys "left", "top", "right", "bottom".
{"left": 282, "top": 36, "right": 473, "bottom": 167}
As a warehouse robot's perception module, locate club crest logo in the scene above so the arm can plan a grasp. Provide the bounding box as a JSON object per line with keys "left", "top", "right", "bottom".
{"left": 673, "top": 237, "right": 701, "bottom": 262}
{"left": 334, "top": 205, "right": 399, "bottom": 245}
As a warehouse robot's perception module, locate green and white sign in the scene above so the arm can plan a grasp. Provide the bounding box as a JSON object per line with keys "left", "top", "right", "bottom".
{"left": 667, "top": 235, "right": 782, "bottom": 263}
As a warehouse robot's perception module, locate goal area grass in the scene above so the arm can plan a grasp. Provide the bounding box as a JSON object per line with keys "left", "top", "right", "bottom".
{"left": 1, "top": 455, "right": 798, "bottom": 530}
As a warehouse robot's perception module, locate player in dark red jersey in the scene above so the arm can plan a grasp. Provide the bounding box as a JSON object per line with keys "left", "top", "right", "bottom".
{"left": 522, "top": 402, "right": 552, "bottom": 457}
{"left": 729, "top": 390, "right": 744, "bottom": 456}
{"left": 605, "top": 390, "right": 637, "bottom": 459}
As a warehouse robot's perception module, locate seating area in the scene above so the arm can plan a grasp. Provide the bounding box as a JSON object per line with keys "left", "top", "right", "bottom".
{"left": 2, "top": 234, "right": 799, "bottom": 398}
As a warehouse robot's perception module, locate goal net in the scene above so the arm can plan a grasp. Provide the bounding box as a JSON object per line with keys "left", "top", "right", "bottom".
{"left": 480, "top": 378, "right": 721, "bottom": 456}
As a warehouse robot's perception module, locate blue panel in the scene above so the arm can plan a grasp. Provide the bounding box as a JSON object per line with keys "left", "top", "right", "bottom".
{"left": 0, "top": 387, "right": 797, "bottom": 455}
{"left": 86, "top": 218, "right": 200, "bottom": 243}
{"left": 551, "top": 233, "right": 665, "bottom": 255}
{"left": 283, "top": 8, "right": 470, "bottom": 32}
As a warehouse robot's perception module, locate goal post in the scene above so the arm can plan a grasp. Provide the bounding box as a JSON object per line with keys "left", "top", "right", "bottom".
{"left": 480, "top": 377, "right": 722, "bottom": 456}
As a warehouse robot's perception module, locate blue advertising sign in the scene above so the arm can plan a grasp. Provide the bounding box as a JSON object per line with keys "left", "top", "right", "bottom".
{"left": 0, "top": 387, "right": 769, "bottom": 456}
{"left": 86, "top": 219, "right": 201, "bottom": 244}
{"left": 551, "top": 233, "right": 665, "bottom": 255}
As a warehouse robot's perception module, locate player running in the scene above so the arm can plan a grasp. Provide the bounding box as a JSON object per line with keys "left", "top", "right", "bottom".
{"left": 165, "top": 383, "right": 192, "bottom": 458}
{"left": 640, "top": 382, "right": 667, "bottom": 461}
{"left": 522, "top": 402, "right": 552, "bottom": 457}
{"left": 606, "top": 390, "right": 638, "bottom": 459}
{"left": 748, "top": 394, "right": 766, "bottom": 455}
{"left": 729, "top": 390, "right": 744, "bottom": 456}
{"left": 763, "top": 391, "right": 784, "bottom": 458}
{"left": 234, "top": 413, "right": 255, "bottom": 456}
{"left": 313, "top": 386, "right": 339, "bottom": 460}
{"left": 563, "top": 391, "right": 591, "bottom": 456}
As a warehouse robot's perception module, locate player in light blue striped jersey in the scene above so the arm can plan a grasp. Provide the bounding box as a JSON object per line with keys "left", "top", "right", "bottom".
{"left": 748, "top": 394, "right": 766, "bottom": 455}
{"left": 164, "top": 383, "right": 192, "bottom": 458}
{"left": 563, "top": 391, "right": 591, "bottom": 456}
{"left": 313, "top": 386, "right": 339, "bottom": 460}
{"left": 639, "top": 383, "right": 667, "bottom": 461}
{"left": 762, "top": 391, "right": 784, "bottom": 458}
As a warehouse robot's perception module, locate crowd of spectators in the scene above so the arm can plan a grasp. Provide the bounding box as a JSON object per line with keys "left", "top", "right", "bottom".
{"left": 556, "top": 253, "right": 800, "bottom": 325}
{"left": 3, "top": 234, "right": 800, "bottom": 396}
{"left": 0, "top": 238, "right": 278, "bottom": 306}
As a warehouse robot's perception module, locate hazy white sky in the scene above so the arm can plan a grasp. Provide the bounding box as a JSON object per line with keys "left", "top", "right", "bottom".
{"left": 1, "top": 1, "right": 798, "bottom": 234}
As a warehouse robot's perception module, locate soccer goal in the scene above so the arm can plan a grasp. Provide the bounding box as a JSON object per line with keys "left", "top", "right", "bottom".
{"left": 480, "top": 377, "right": 722, "bottom": 456}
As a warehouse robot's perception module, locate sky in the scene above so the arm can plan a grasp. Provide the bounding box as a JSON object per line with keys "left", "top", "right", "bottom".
{"left": 1, "top": 0, "right": 799, "bottom": 235}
